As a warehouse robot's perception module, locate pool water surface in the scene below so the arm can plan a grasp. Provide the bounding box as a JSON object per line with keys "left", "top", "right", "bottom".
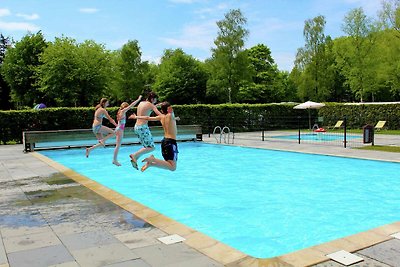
{"left": 40, "top": 142, "right": 400, "bottom": 258}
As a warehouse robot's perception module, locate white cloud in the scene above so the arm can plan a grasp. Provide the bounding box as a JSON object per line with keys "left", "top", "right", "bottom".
{"left": 0, "top": 8, "right": 11, "bottom": 17}
{"left": 79, "top": 8, "right": 99, "bottom": 14}
{"left": 0, "top": 21, "right": 39, "bottom": 31}
{"left": 16, "top": 13, "right": 39, "bottom": 20}
{"left": 160, "top": 21, "right": 217, "bottom": 50}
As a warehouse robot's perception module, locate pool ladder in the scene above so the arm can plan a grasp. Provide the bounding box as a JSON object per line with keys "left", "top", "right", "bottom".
{"left": 213, "top": 126, "right": 233, "bottom": 144}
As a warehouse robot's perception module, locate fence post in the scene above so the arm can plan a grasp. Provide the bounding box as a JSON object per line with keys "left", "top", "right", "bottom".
{"left": 297, "top": 116, "right": 301, "bottom": 144}
{"left": 343, "top": 115, "right": 347, "bottom": 148}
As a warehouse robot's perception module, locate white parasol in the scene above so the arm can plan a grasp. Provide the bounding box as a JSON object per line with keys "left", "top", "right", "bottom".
{"left": 293, "top": 101, "right": 326, "bottom": 130}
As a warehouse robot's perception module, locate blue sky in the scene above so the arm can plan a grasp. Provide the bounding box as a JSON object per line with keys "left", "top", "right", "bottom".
{"left": 0, "top": 0, "right": 381, "bottom": 71}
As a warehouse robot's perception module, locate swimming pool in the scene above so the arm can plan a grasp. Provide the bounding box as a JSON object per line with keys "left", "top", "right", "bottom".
{"left": 39, "top": 142, "right": 400, "bottom": 258}
{"left": 272, "top": 133, "right": 361, "bottom": 141}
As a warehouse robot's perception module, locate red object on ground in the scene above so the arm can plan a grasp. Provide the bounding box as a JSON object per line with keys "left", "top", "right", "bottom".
{"left": 314, "top": 128, "right": 326, "bottom": 132}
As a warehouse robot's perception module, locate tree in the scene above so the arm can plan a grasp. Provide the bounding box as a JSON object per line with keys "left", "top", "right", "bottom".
{"left": 237, "top": 44, "right": 283, "bottom": 103}
{"left": 294, "top": 15, "right": 335, "bottom": 102}
{"left": 0, "top": 34, "right": 11, "bottom": 110}
{"left": 207, "top": 9, "right": 250, "bottom": 103}
{"left": 109, "top": 40, "right": 147, "bottom": 101}
{"left": 340, "top": 8, "right": 377, "bottom": 101}
{"left": 37, "top": 37, "right": 110, "bottom": 107}
{"left": 379, "top": 0, "right": 400, "bottom": 38}
{"left": 154, "top": 48, "right": 207, "bottom": 104}
{"left": 1, "top": 32, "right": 47, "bottom": 108}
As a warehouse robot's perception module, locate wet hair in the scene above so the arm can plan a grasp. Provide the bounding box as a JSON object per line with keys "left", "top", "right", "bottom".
{"left": 95, "top": 98, "right": 108, "bottom": 110}
{"left": 146, "top": 92, "right": 158, "bottom": 102}
{"left": 160, "top": 101, "right": 171, "bottom": 115}
{"left": 117, "top": 102, "right": 129, "bottom": 121}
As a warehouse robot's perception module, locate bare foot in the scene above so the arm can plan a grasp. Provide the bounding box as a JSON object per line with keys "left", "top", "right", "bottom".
{"left": 141, "top": 162, "right": 150, "bottom": 172}
{"left": 112, "top": 160, "right": 121, "bottom": 166}
{"left": 86, "top": 148, "right": 90, "bottom": 158}
{"left": 129, "top": 154, "right": 138, "bottom": 170}
{"left": 142, "top": 155, "right": 155, "bottom": 163}
{"left": 99, "top": 140, "right": 105, "bottom": 147}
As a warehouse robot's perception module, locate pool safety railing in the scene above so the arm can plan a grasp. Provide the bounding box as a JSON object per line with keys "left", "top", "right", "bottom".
{"left": 213, "top": 126, "right": 233, "bottom": 144}
{"left": 23, "top": 124, "right": 202, "bottom": 152}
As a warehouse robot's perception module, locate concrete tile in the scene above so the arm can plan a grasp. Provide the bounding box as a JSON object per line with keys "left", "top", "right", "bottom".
{"left": 3, "top": 230, "right": 61, "bottom": 253}
{"left": 0, "top": 225, "right": 52, "bottom": 238}
{"left": 7, "top": 244, "right": 74, "bottom": 267}
{"left": 48, "top": 261, "right": 80, "bottom": 267}
{"left": 59, "top": 230, "right": 120, "bottom": 251}
{"left": 114, "top": 228, "right": 166, "bottom": 249}
{"left": 163, "top": 256, "right": 224, "bottom": 267}
{"left": 104, "top": 259, "right": 152, "bottom": 267}
{"left": 70, "top": 242, "right": 139, "bottom": 267}
{"left": 358, "top": 239, "right": 400, "bottom": 266}
{"left": 133, "top": 243, "right": 217, "bottom": 267}
{"left": 313, "top": 252, "right": 392, "bottom": 267}
{"left": 0, "top": 235, "right": 6, "bottom": 265}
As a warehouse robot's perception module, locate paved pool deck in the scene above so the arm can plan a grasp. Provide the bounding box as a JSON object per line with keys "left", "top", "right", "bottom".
{"left": 1, "top": 133, "right": 400, "bottom": 267}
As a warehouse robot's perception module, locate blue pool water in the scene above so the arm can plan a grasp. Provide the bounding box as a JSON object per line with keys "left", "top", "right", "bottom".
{"left": 272, "top": 133, "right": 360, "bottom": 141}
{"left": 40, "top": 142, "right": 400, "bottom": 258}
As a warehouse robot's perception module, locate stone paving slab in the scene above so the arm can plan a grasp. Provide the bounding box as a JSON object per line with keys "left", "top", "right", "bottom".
{"left": 0, "top": 235, "right": 6, "bottom": 266}
{"left": 69, "top": 242, "right": 140, "bottom": 267}
{"left": 358, "top": 239, "right": 400, "bottom": 266}
{"left": 3, "top": 229, "right": 61, "bottom": 253}
{"left": 104, "top": 258, "right": 152, "bottom": 267}
{"left": 7, "top": 244, "right": 74, "bottom": 267}
{"left": 59, "top": 230, "right": 120, "bottom": 251}
{"left": 114, "top": 228, "right": 167, "bottom": 249}
{"left": 132, "top": 243, "right": 223, "bottom": 267}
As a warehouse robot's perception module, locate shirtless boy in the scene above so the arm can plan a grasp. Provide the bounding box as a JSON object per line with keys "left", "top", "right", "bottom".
{"left": 132, "top": 101, "right": 178, "bottom": 172}
{"left": 128, "top": 92, "right": 161, "bottom": 169}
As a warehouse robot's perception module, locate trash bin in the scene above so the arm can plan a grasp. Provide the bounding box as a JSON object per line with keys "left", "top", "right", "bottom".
{"left": 363, "top": 124, "right": 374, "bottom": 144}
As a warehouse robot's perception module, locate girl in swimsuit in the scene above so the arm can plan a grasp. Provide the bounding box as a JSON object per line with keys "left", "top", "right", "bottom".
{"left": 86, "top": 98, "right": 117, "bottom": 158}
{"left": 112, "top": 95, "right": 142, "bottom": 166}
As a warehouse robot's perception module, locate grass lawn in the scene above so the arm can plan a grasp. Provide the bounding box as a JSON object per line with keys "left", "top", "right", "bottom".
{"left": 357, "top": 145, "right": 400, "bottom": 153}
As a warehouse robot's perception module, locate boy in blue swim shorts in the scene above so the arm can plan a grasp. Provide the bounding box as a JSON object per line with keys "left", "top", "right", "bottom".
{"left": 132, "top": 102, "right": 178, "bottom": 172}
{"left": 128, "top": 92, "right": 161, "bottom": 170}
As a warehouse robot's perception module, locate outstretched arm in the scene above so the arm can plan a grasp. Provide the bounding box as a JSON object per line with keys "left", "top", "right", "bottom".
{"left": 121, "top": 95, "right": 143, "bottom": 113}
{"left": 130, "top": 114, "right": 162, "bottom": 121}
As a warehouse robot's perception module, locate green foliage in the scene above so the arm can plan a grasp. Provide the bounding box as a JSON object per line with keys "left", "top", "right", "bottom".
{"left": 36, "top": 37, "right": 110, "bottom": 107}
{"left": 109, "top": 40, "right": 147, "bottom": 101}
{"left": 207, "top": 9, "right": 250, "bottom": 103}
{"left": 0, "top": 34, "right": 11, "bottom": 110}
{"left": 154, "top": 49, "right": 208, "bottom": 104}
{"left": 1, "top": 31, "right": 47, "bottom": 108}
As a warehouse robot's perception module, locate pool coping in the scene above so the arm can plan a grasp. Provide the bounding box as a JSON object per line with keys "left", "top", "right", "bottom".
{"left": 31, "top": 151, "right": 400, "bottom": 267}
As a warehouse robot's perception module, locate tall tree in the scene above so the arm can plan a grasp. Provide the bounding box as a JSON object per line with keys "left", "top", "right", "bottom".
{"left": 110, "top": 40, "right": 146, "bottom": 101}
{"left": 154, "top": 48, "right": 207, "bottom": 104}
{"left": 0, "top": 34, "right": 11, "bottom": 110}
{"left": 294, "top": 15, "right": 331, "bottom": 101}
{"left": 207, "top": 9, "right": 249, "bottom": 103}
{"left": 379, "top": 0, "right": 400, "bottom": 37}
{"left": 1, "top": 32, "right": 47, "bottom": 108}
{"left": 340, "top": 8, "right": 377, "bottom": 101}
{"left": 237, "top": 44, "right": 283, "bottom": 103}
{"left": 37, "top": 37, "right": 110, "bottom": 107}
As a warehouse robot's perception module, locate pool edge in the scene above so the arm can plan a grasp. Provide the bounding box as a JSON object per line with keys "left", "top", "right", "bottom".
{"left": 31, "top": 151, "right": 400, "bottom": 267}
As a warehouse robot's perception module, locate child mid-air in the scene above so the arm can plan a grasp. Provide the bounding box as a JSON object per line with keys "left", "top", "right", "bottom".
{"left": 112, "top": 95, "right": 142, "bottom": 166}
{"left": 131, "top": 102, "right": 179, "bottom": 172}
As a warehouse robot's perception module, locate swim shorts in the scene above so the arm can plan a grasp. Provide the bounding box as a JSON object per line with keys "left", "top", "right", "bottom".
{"left": 134, "top": 124, "right": 155, "bottom": 148}
{"left": 92, "top": 124, "right": 102, "bottom": 134}
{"left": 161, "top": 138, "right": 178, "bottom": 161}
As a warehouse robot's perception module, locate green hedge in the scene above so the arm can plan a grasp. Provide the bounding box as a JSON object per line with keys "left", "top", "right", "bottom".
{"left": 1, "top": 103, "right": 399, "bottom": 144}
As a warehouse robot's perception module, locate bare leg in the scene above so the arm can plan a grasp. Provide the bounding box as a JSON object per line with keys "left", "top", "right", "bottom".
{"left": 86, "top": 126, "right": 115, "bottom": 157}
{"left": 129, "top": 146, "right": 155, "bottom": 169}
{"left": 113, "top": 131, "right": 123, "bottom": 166}
{"left": 141, "top": 155, "right": 176, "bottom": 172}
